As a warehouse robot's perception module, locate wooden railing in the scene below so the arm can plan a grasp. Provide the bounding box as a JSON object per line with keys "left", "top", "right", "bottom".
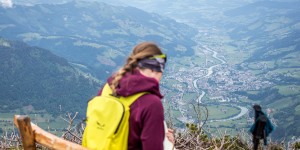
{"left": 13, "top": 115, "right": 88, "bottom": 150}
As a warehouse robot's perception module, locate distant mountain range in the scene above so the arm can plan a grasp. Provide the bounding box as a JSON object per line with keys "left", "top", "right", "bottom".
{"left": 0, "top": 0, "right": 197, "bottom": 80}
{"left": 0, "top": 38, "right": 100, "bottom": 117}
{"left": 223, "top": 1, "right": 300, "bottom": 61}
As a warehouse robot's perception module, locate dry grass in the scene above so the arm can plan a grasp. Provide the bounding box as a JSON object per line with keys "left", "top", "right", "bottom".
{"left": 1, "top": 112, "right": 299, "bottom": 150}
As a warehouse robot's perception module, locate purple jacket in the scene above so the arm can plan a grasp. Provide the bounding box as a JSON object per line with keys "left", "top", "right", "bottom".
{"left": 98, "top": 69, "right": 165, "bottom": 150}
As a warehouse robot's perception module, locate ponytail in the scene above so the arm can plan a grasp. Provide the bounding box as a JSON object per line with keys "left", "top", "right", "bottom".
{"left": 110, "top": 56, "right": 138, "bottom": 95}
{"left": 110, "top": 42, "right": 163, "bottom": 95}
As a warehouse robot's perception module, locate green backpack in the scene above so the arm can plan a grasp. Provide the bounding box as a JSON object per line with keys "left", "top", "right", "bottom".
{"left": 82, "top": 83, "right": 147, "bottom": 150}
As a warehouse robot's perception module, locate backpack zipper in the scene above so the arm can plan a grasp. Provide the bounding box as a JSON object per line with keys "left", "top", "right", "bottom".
{"left": 114, "top": 100, "right": 125, "bottom": 134}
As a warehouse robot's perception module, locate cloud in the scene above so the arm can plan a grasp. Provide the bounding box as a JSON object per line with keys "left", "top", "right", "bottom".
{"left": 0, "top": 0, "right": 13, "bottom": 8}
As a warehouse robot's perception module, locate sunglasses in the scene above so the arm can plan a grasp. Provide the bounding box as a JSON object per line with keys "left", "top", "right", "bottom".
{"left": 149, "top": 54, "right": 167, "bottom": 64}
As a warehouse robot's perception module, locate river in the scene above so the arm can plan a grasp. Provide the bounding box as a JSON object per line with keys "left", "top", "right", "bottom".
{"left": 193, "top": 45, "right": 248, "bottom": 122}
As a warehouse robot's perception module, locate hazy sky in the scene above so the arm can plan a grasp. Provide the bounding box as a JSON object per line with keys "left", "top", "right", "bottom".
{"left": 0, "top": 0, "right": 13, "bottom": 8}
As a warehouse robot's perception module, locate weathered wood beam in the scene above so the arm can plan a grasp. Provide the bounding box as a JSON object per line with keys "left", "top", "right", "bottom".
{"left": 14, "top": 115, "right": 88, "bottom": 150}
{"left": 14, "top": 115, "right": 36, "bottom": 150}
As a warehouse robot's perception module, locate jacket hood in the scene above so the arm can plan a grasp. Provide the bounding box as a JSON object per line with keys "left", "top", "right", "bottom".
{"left": 107, "top": 69, "right": 163, "bottom": 98}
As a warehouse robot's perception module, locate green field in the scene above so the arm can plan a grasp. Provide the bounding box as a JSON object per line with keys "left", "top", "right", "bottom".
{"left": 0, "top": 111, "right": 73, "bottom": 136}
{"left": 204, "top": 115, "right": 250, "bottom": 138}
{"left": 268, "top": 97, "right": 296, "bottom": 110}
{"left": 295, "top": 105, "right": 300, "bottom": 116}
{"left": 206, "top": 105, "right": 240, "bottom": 120}
{"left": 276, "top": 85, "right": 300, "bottom": 96}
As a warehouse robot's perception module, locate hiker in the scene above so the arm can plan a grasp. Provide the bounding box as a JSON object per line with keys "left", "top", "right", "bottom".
{"left": 250, "top": 104, "right": 274, "bottom": 150}
{"left": 97, "top": 42, "right": 174, "bottom": 150}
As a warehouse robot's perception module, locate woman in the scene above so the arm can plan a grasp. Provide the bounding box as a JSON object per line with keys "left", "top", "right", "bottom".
{"left": 97, "top": 42, "right": 173, "bottom": 150}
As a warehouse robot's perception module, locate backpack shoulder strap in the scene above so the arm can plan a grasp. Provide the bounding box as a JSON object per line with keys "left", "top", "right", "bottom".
{"left": 120, "top": 92, "right": 148, "bottom": 107}
{"left": 101, "top": 83, "right": 148, "bottom": 107}
{"left": 101, "top": 83, "right": 113, "bottom": 96}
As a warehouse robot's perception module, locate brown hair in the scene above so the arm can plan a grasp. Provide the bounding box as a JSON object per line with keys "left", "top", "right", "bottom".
{"left": 110, "top": 42, "right": 163, "bottom": 95}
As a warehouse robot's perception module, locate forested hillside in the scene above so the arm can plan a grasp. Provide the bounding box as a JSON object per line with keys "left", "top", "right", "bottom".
{"left": 0, "top": 38, "right": 100, "bottom": 117}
